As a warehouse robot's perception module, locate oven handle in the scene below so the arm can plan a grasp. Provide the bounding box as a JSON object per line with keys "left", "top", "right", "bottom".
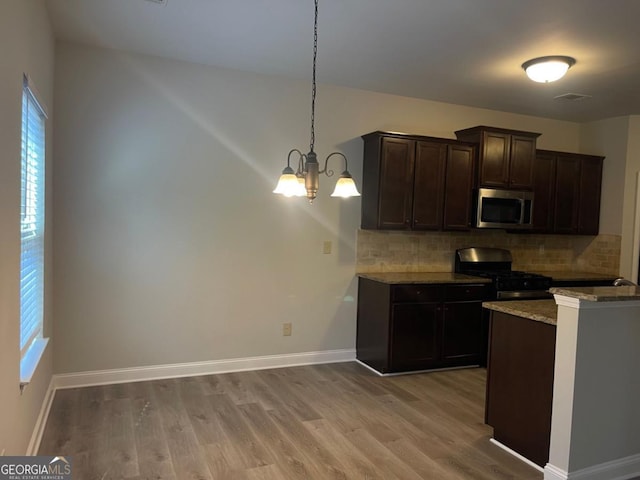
{"left": 496, "top": 290, "right": 552, "bottom": 300}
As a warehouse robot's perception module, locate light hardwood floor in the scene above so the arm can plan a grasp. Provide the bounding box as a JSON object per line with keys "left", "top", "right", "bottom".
{"left": 38, "top": 362, "right": 542, "bottom": 479}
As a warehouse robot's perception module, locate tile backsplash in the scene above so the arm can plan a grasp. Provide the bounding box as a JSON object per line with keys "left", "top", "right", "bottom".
{"left": 356, "top": 229, "right": 621, "bottom": 275}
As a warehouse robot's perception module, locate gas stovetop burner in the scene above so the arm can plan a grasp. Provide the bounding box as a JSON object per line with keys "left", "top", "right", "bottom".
{"left": 454, "top": 247, "right": 552, "bottom": 299}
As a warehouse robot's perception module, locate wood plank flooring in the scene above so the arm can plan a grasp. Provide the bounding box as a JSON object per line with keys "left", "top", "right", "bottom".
{"left": 38, "top": 362, "right": 542, "bottom": 479}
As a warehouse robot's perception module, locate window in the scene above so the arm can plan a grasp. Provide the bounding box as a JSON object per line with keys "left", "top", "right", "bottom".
{"left": 20, "top": 75, "right": 48, "bottom": 385}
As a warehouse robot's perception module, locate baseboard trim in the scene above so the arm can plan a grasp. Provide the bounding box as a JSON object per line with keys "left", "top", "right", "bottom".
{"left": 354, "top": 359, "right": 384, "bottom": 376}
{"left": 26, "top": 376, "right": 56, "bottom": 455}
{"left": 354, "top": 359, "right": 481, "bottom": 377}
{"left": 489, "top": 438, "right": 544, "bottom": 473}
{"left": 545, "top": 453, "right": 640, "bottom": 480}
{"left": 52, "top": 348, "right": 356, "bottom": 390}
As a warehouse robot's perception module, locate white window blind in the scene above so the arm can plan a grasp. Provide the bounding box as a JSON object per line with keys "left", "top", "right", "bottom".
{"left": 20, "top": 76, "right": 47, "bottom": 359}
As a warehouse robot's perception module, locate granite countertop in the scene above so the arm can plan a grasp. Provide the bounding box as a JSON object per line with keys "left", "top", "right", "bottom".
{"left": 550, "top": 286, "right": 640, "bottom": 302}
{"left": 483, "top": 299, "right": 557, "bottom": 325}
{"left": 482, "top": 287, "right": 640, "bottom": 325}
{"left": 529, "top": 270, "right": 617, "bottom": 282}
{"left": 358, "top": 272, "right": 492, "bottom": 285}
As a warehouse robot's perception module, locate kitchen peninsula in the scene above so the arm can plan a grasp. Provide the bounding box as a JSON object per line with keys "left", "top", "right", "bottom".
{"left": 483, "top": 287, "right": 640, "bottom": 479}
{"left": 483, "top": 299, "right": 557, "bottom": 468}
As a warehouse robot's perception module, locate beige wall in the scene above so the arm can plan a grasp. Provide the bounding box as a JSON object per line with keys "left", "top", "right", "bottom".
{"left": 0, "top": 0, "right": 55, "bottom": 455}
{"left": 581, "top": 115, "right": 640, "bottom": 281}
{"left": 622, "top": 116, "right": 640, "bottom": 281}
{"left": 580, "top": 116, "right": 629, "bottom": 237}
{"left": 52, "top": 42, "right": 585, "bottom": 374}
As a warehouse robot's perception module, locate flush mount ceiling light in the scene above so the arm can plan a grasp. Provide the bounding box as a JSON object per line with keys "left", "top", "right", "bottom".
{"left": 522, "top": 56, "right": 576, "bottom": 83}
{"left": 272, "top": 0, "right": 360, "bottom": 204}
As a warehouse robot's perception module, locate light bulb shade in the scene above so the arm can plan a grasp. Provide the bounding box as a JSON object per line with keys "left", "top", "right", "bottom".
{"left": 273, "top": 172, "right": 300, "bottom": 197}
{"left": 294, "top": 176, "right": 307, "bottom": 196}
{"left": 331, "top": 172, "right": 361, "bottom": 198}
{"left": 522, "top": 56, "right": 575, "bottom": 83}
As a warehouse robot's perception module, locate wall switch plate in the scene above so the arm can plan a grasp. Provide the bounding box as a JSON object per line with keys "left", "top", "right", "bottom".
{"left": 283, "top": 322, "right": 292, "bottom": 336}
{"left": 323, "top": 240, "right": 332, "bottom": 254}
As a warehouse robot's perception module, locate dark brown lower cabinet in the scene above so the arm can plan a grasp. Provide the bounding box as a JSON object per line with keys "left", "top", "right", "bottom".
{"left": 442, "top": 301, "right": 485, "bottom": 362}
{"left": 485, "top": 310, "right": 556, "bottom": 468}
{"left": 356, "top": 278, "right": 488, "bottom": 374}
{"left": 390, "top": 303, "right": 439, "bottom": 371}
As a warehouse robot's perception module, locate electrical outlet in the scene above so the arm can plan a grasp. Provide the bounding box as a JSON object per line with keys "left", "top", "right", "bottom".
{"left": 1, "top": 448, "right": 5, "bottom": 456}
{"left": 283, "top": 322, "right": 292, "bottom": 336}
{"left": 323, "top": 240, "right": 332, "bottom": 254}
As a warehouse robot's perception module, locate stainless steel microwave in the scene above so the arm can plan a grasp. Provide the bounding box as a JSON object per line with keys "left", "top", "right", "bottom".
{"left": 475, "top": 188, "right": 533, "bottom": 229}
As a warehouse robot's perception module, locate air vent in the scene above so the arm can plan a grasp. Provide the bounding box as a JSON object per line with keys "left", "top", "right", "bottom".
{"left": 554, "top": 93, "right": 592, "bottom": 101}
{"left": 144, "top": 0, "right": 168, "bottom": 5}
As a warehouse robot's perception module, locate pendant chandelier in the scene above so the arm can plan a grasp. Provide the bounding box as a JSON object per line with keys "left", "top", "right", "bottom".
{"left": 272, "top": 0, "right": 360, "bottom": 204}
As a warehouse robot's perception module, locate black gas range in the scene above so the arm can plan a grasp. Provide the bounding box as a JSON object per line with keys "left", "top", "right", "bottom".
{"left": 455, "top": 247, "right": 552, "bottom": 300}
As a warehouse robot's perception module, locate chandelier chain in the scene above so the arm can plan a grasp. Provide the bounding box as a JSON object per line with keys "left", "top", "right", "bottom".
{"left": 272, "top": 0, "right": 360, "bottom": 202}
{"left": 309, "top": 0, "right": 318, "bottom": 153}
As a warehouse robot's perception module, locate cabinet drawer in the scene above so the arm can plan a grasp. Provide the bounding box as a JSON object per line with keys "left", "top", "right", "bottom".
{"left": 392, "top": 285, "right": 442, "bottom": 303}
{"left": 444, "top": 284, "right": 488, "bottom": 302}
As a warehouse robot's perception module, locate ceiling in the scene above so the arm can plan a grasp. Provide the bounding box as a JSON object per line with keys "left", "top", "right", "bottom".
{"left": 45, "top": 0, "right": 640, "bottom": 123}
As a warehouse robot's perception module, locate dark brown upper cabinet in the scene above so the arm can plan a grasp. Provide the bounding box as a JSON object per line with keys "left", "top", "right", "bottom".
{"left": 531, "top": 151, "right": 557, "bottom": 232}
{"left": 553, "top": 155, "right": 582, "bottom": 234}
{"left": 455, "top": 126, "right": 541, "bottom": 190}
{"left": 533, "top": 150, "right": 604, "bottom": 235}
{"left": 412, "top": 141, "right": 446, "bottom": 230}
{"left": 444, "top": 144, "right": 476, "bottom": 230}
{"left": 361, "top": 132, "right": 475, "bottom": 231}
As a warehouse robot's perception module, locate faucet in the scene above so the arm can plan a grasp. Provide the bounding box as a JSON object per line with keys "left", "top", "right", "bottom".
{"left": 613, "top": 277, "right": 636, "bottom": 286}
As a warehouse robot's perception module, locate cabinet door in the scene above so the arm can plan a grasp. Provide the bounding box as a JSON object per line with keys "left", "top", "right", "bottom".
{"left": 509, "top": 135, "right": 536, "bottom": 189}
{"left": 443, "top": 144, "right": 474, "bottom": 230}
{"left": 577, "top": 156, "right": 603, "bottom": 235}
{"left": 532, "top": 152, "right": 556, "bottom": 232}
{"left": 441, "top": 301, "right": 483, "bottom": 365}
{"left": 390, "top": 303, "right": 439, "bottom": 371}
{"left": 479, "top": 131, "right": 510, "bottom": 187}
{"left": 553, "top": 155, "right": 581, "bottom": 233}
{"left": 378, "top": 138, "right": 415, "bottom": 229}
{"left": 412, "top": 141, "right": 446, "bottom": 230}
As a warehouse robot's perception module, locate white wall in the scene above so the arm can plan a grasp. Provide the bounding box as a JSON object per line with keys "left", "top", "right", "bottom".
{"left": 52, "top": 42, "right": 586, "bottom": 374}
{"left": 0, "top": 0, "right": 55, "bottom": 455}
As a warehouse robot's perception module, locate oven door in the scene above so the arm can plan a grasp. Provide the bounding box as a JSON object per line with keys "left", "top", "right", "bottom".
{"left": 496, "top": 290, "right": 553, "bottom": 300}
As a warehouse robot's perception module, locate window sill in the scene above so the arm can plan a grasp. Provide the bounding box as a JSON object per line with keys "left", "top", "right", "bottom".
{"left": 20, "top": 337, "right": 49, "bottom": 391}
